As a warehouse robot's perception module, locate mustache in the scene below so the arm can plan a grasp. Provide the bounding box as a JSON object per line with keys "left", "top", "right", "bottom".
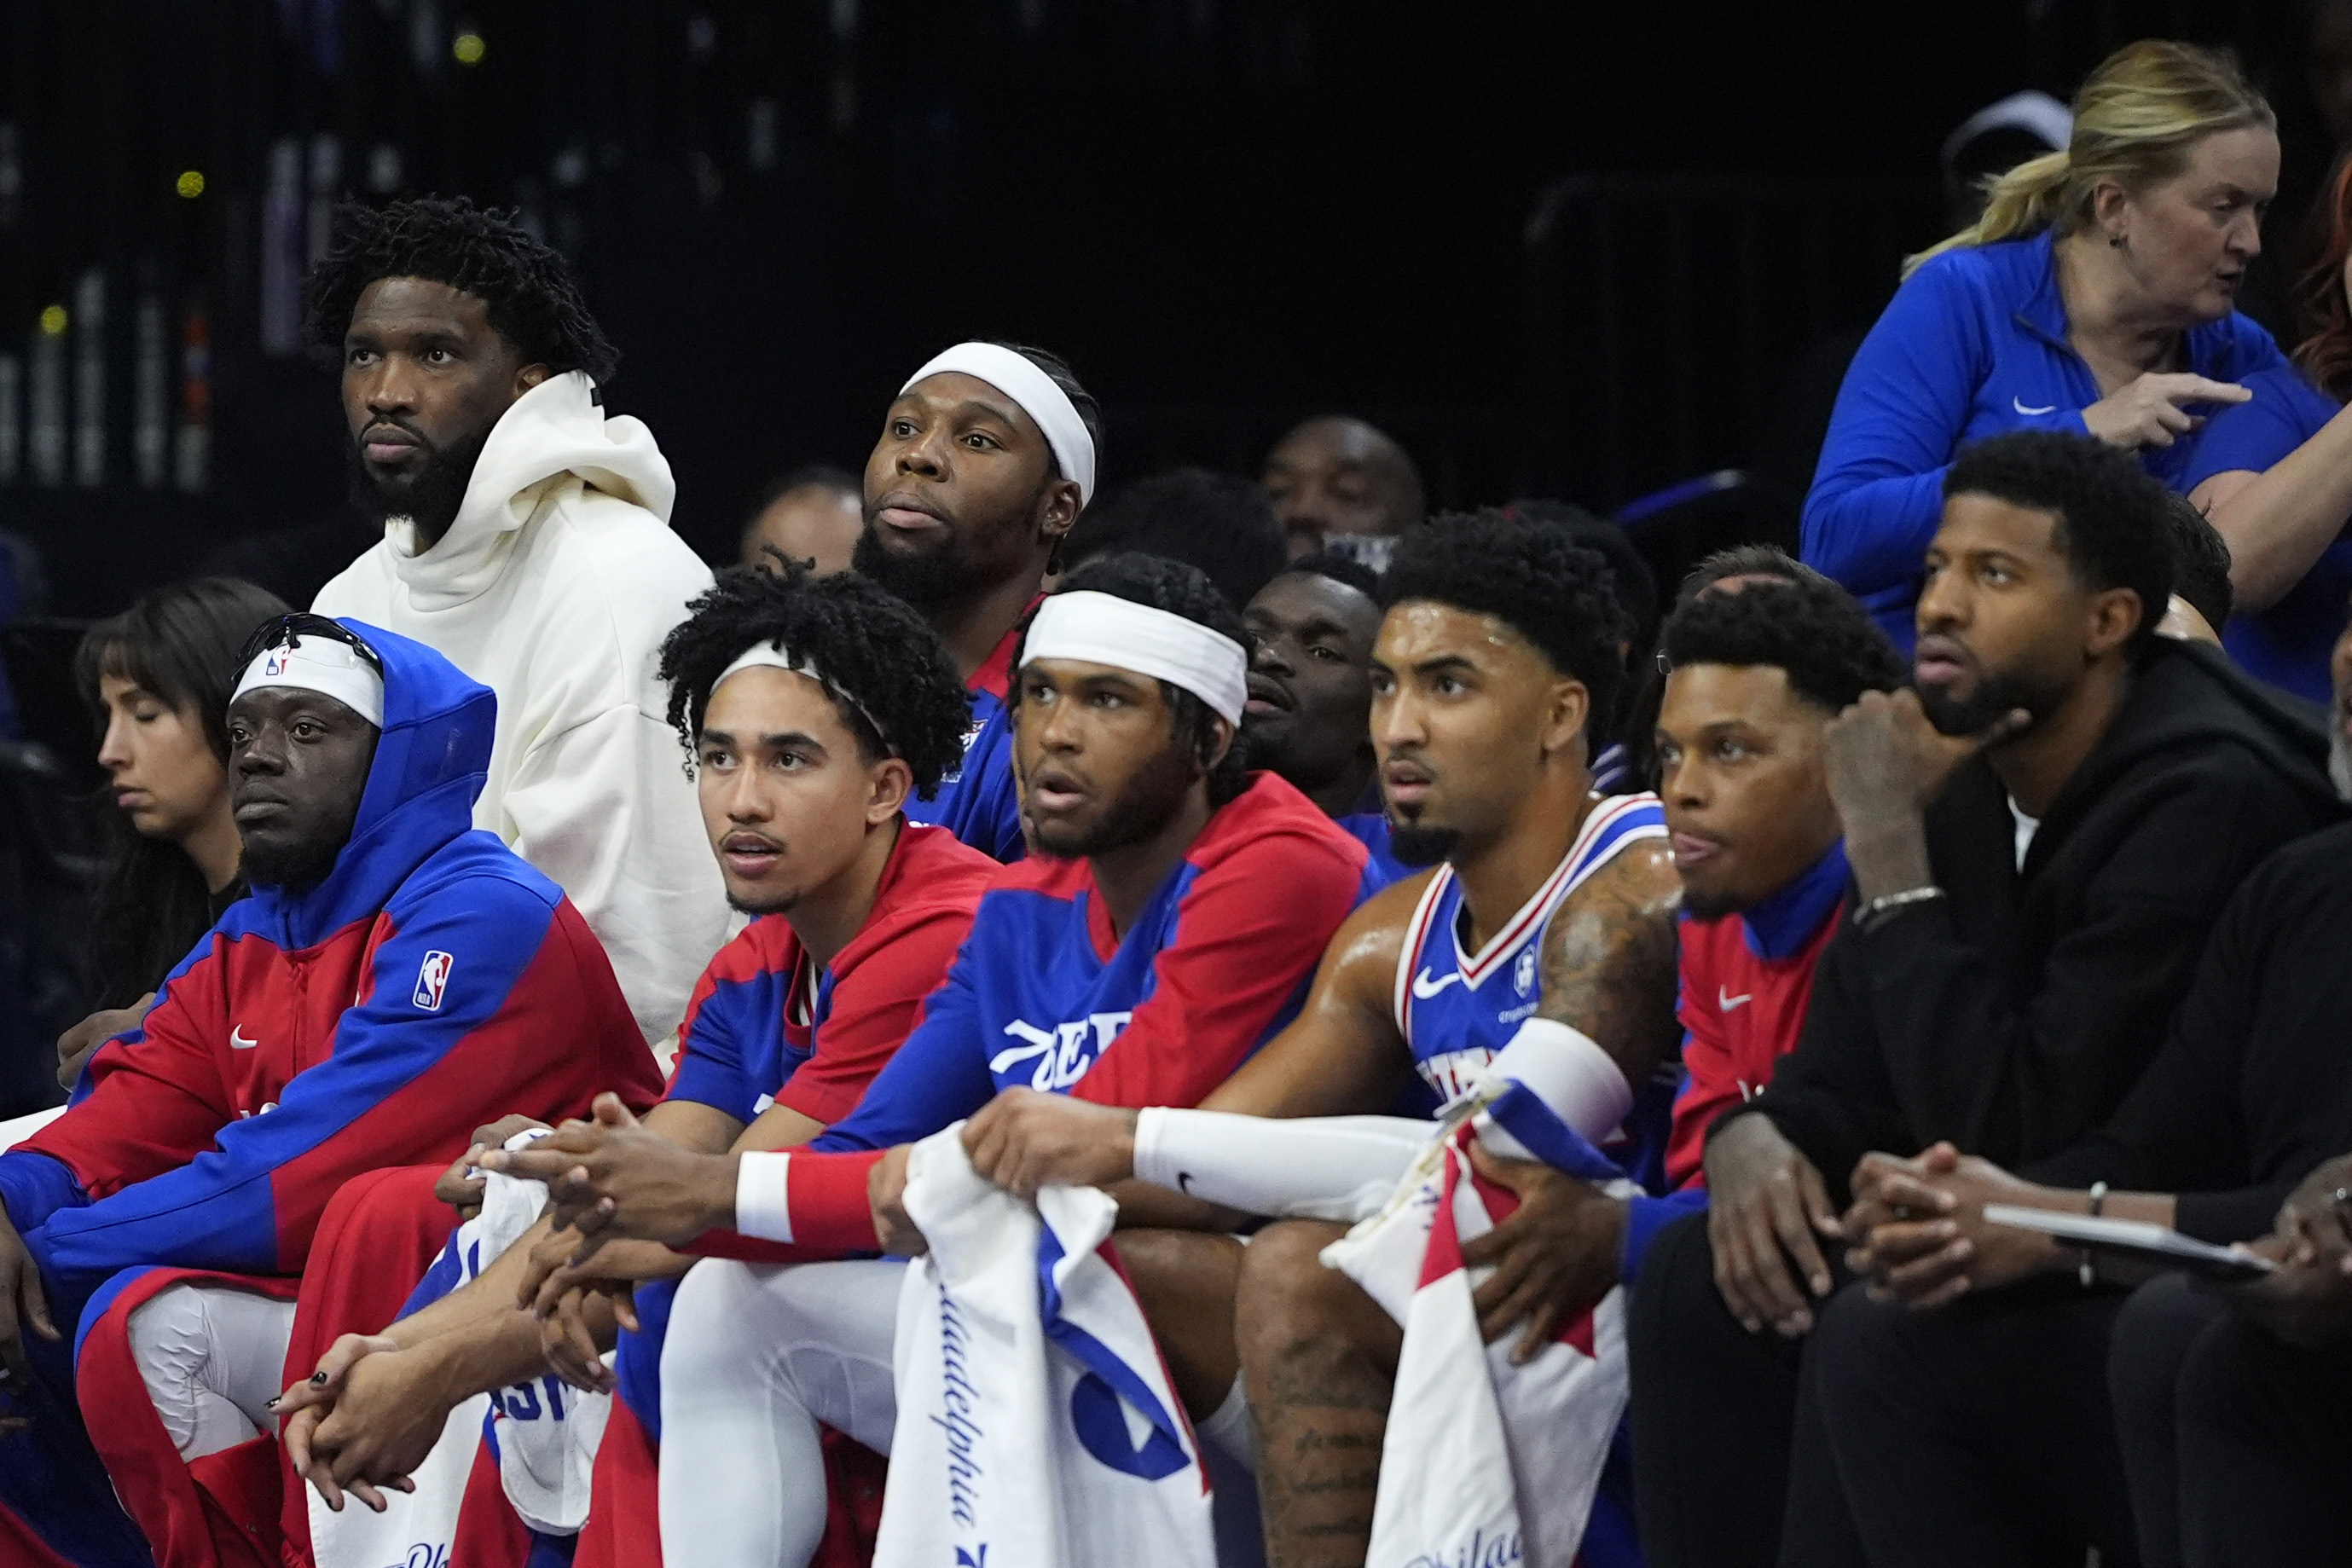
{"left": 356, "top": 414, "right": 432, "bottom": 451}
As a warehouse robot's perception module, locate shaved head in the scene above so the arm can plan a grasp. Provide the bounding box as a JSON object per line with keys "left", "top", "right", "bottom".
{"left": 1262, "top": 415, "right": 1425, "bottom": 559}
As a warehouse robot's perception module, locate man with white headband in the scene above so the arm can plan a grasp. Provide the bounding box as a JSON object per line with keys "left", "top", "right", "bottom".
{"left": 0, "top": 616, "right": 657, "bottom": 1565}
{"left": 268, "top": 566, "right": 996, "bottom": 1564}
{"left": 849, "top": 338, "right": 1102, "bottom": 862}
{"left": 947, "top": 510, "right": 1689, "bottom": 1566}
{"left": 482, "top": 552, "right": 1371, "bottom": 1566}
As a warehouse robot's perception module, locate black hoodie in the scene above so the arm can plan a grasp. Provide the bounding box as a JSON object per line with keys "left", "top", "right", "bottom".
{"left": 1725, "top": 639, "right": 2345, "bottom": 1203}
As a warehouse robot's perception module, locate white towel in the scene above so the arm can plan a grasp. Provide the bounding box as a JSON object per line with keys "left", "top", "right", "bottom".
{"left": 876, "top": 1124, "right": 1219, "bottom": 1568}
{"left": 1322, "top": 1089, "right": 1638, "bottom": 1568}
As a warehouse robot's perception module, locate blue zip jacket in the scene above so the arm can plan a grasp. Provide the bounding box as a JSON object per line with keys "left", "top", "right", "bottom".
{"left": 0, "top": 620, "right": 656, "bottom": 1293}
{"left": 1803, "top": 230, "right": 2290, "bottom": 650}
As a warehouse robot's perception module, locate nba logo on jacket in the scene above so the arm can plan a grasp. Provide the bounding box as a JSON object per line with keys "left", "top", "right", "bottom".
{"left": 412, "top": 950, "right": 455, "bottom": 1010}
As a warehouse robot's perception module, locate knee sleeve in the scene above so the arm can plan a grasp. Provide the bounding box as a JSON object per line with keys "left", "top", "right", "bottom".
{"left": 128, "top": 1286, "right": 298, "bottom": 1461}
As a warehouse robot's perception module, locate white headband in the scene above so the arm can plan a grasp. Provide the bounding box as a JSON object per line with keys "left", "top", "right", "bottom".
{"left": 231, "top": 636, "right": 385, "bottom": 727}
{"left": 901, "top": 342, "right": 1096, "bottom": 506}
{"left": 1023, "top": 591, "right": 1248, "bottom": 726}
{"left": 713, "top": 642, "right": 891, "bottom": 749}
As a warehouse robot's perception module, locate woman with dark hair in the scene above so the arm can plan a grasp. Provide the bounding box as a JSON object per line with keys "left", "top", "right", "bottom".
{"left": 54, "top": 577, "right": 288, "bottom": 1088}
{"left": 2175, "top": 149, "right": 2352, "bottom": 699}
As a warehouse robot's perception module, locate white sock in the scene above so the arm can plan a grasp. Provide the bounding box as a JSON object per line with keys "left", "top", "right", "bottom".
{"left": 1201, "top": 1373, "right": 1255, "bottom": 1468}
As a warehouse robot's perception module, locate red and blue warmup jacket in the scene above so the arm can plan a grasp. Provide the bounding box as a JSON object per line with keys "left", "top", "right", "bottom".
{"left": 0, "top": 620, "right": 659, "bottom": 1568}
{"left": 681, "top": 772, "right": 1371, "bottom": 1254}
{"left": 904, "top": 622, "right": 1026, "bottom": 863}
{"left": 663, "top": 821, "right": 999, "bottom": 1128}
{"left": 1621, "top": 842, "right": 1848, "bottom": 1276}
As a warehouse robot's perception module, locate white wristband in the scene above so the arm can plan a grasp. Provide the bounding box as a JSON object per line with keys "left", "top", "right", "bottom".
{"left": 734, "top": 1149, "right": 794, "bottom": 1242}
{"left": 1478, "top": 1017, "right": 1634, "bottom": 1145}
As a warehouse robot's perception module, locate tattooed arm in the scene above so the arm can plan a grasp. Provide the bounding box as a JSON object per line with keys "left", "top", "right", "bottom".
{"left": 1534, "top": 836, "right": 1687, "bottom": 1091}
{"left": 1456, "top": 836, "right": 1683, "bottom": 1357}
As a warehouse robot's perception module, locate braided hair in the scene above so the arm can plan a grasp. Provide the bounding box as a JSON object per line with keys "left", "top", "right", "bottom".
{"left": 305, "top": 195, "right": 619, "bottom": 383}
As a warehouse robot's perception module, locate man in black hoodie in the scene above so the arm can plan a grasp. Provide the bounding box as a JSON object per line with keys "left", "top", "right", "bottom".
{"left": 1626, "top": 431, "right": 2343, "bottom": 1568}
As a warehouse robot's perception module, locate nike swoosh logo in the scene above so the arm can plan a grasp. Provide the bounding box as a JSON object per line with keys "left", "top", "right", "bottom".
{"left": 229, "top": 1026, "right": 259, "bottom": 1050}
{"left": 1411, "top": 968, "right": 1463, "bottom": 999}
{"left": 1718, "top": 988, "right": 1752, "bottom": 1012}
{"left": 2013, "top": 397, "right": 2057, "bottom": 415}
{"left": 1176, "top": 1171, "right": 1196, "bottom": 1195}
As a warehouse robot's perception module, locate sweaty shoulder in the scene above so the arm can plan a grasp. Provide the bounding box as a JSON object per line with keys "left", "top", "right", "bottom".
{"left": 1315, "top": 867, "right": 1437, "bottom": 1003}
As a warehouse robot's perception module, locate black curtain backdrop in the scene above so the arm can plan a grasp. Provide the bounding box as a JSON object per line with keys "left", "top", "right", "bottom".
{"left": 0, "top": 0, "right": 2324, "bottom": 618}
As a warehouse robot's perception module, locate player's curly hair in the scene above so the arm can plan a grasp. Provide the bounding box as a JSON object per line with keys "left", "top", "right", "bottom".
{"left": 304, "top": 195, "right": 620, "bottom": 384}
{"left": 1381, "top": 508, "right": 1628, "bottom": 732}
{"left": 1659, "top": 573, "right": 1907, "bottom": 713}
{"left": 657, "top": 557, "right": 971, "bottom": 799}
{"left": 1013, "top": 553, "right": 1250, "bottom": 807}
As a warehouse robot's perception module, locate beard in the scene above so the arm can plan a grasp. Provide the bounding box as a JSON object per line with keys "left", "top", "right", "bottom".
{"left": 853, "top": 521, "right": 976, "bottom": 610}
{"left": 1034, "top": 743, "right": 1198, "bottom": 859}
{"left": 2332, "top": 731, "right": 2352, "bottom": 804}
{"left": 240, "top": 834, "right": 345, "bottom": 893}
{"left": 1387, "top": 823, "right": 1463, "bottom": 867}
{"left": 348, "top": 421, "right": 494, "bottom": 549}
{"left": 1915, "top": 665, "right": 2062, "bottom": 738}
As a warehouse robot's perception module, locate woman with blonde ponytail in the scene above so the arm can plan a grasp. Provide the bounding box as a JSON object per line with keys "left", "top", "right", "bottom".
{"left": 1805, "top": 40, "right": 2286, "bottom": 651}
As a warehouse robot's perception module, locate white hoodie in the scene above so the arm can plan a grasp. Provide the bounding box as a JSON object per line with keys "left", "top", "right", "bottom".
{"left": 315, "top": 372, "right": 724, "bottom": 1044}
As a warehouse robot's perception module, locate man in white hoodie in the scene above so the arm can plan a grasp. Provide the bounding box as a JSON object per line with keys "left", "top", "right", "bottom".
{"left": 309, "top": 196, "right": 724, "bottom": 1046}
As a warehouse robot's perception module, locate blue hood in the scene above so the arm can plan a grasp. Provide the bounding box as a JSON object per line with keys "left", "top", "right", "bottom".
{"left": 238, "top": 617, "right": 497, "bottom": 948}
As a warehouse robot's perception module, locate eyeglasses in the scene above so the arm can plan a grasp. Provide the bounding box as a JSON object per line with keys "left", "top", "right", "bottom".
{"left": 235, "top": 612, "right": 385, "bottom": 673}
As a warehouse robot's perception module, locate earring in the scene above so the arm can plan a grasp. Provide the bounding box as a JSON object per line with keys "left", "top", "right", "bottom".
{"left": 2110, "top": 232, "right": 2126, "bottom": 249}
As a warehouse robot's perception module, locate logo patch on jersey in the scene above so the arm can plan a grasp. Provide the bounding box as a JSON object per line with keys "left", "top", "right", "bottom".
{"left": 1411, "top": 967, "right": 1463, "bottom": 1000}
{"left": 229, "top": 1024, "right": 259, "bottom": 1050}
{"left": 990, "top": 1012, "right": 1133, "bottom": 1091}
{"left": 1718, "top": 987, "right": 1752, "bottom": 1012}
{"left": 1514, "top": 946, "right": 1538, "bottom": 996}
{"left": 412, "top": 950, "right": 455, "bottom": 1011}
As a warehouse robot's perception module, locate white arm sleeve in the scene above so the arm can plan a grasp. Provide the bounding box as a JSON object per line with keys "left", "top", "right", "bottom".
{"left": 1131, "top": 1110, "right": 1431, "bottom": 1224}
{"left": 1474, "top": 1017, "right": 1633, "bottom": 1153}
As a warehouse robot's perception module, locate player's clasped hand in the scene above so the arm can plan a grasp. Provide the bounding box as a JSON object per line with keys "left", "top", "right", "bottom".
{"left": 274, "top": 1332, "right": 419, "bottom": 1514}
{"left": 1703, "top": 1114, "right": 1841, "bottom": 1337}
{"left": 478, "top": 1094, "right": 739, "bottom": 1294}
{"left": 960, "top": 1087, "right": 1139, "bottom": 1198}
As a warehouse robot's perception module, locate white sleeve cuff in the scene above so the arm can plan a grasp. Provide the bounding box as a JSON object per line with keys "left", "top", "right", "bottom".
{"left": 734, "top": 1149, "right": 794, "bottom": 1242}
{"left": 1478, "top": 1017, "right": 1635, "bottom": 1149}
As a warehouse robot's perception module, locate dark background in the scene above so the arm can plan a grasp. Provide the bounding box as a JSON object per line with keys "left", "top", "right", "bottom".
{"left": 0, "top": 0, "right": 2328, "bottom": 620}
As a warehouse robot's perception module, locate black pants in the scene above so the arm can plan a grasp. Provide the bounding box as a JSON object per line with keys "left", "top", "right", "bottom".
{"left": 1626, "top": 1211, "right": 1864, "bottom": 1568}
{"left": 2108, "top": 1273, "right": 2352, "bottom": 1568}
{"left": 1804, "top": 1275, "right": 2140, "bottom": 1568}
